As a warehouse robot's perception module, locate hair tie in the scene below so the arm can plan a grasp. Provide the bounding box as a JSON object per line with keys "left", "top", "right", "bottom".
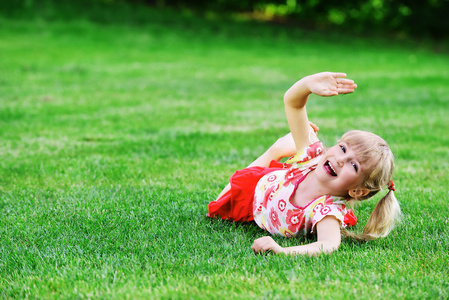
{"left": 388, "top": 180, "right": 395, "bottom": 192}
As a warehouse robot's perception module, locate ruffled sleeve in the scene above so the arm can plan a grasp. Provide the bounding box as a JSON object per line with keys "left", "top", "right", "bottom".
{"left": 285, "top": 141, "right": 324, "bottom": 167}
{"left": 309, "top": 195, "right": 347, "bottom": 232}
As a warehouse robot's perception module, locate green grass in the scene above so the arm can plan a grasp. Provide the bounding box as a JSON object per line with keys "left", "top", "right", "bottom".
{"left": 1, "top": 4, "right": 449, "bottom": 299}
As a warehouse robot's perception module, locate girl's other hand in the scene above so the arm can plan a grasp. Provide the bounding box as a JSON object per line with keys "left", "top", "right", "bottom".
{"left": 306, "top": 72, "right": 357, "bottom": 97}
{"left": 251, "top": 236, "right": 284, "bottom": 255}
{"left": 309, "top": 121, "right": 319, "bottom": 134}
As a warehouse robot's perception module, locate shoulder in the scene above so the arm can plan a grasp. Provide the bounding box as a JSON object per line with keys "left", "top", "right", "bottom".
{"left": 309, "top": 195, "right": 347, "bottom": 230}
{"left": 285, "top": 141, "right": 324, "bottom": 165}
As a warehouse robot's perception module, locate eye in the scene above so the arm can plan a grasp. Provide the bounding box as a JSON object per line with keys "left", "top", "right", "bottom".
{"left": 340, "top": 145, "right": 346, "bottom": 153}
{"left": 352, "top": 162, "right": 358, "bottom": 172}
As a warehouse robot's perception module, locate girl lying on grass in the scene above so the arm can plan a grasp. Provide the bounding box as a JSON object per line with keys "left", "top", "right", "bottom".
{"left": 208, "top": 72, "right": 401, "bottom": 256}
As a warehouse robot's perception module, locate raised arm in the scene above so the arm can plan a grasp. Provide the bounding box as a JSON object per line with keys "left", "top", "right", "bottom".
{"left": 283, "top": 72, "right": 357, "bottom": 151}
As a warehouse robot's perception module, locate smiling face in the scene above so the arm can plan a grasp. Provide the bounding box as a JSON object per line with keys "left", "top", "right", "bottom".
{"left": 315, "top": 141, "right": 371, "bottom": 197}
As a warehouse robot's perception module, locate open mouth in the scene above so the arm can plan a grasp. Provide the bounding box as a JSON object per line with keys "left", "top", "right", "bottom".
{"left": 324, "top": 161, "right": 337, "bottom": 177}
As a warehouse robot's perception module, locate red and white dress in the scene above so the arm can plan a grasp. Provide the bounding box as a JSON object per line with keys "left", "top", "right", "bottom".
{"left": 207, "top": 141, "right": 356, "bottom": 237}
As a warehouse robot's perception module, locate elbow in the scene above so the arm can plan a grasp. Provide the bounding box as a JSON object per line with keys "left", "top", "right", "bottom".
{"left": 283, "top": 91, "right": 306, "bottom": 110}
{"left": 317, "top": 240, "right": 340, "bottom": 255}
{"left": 283, "top": 92, "right": 291, "bottom": 106}
{"left": 283, "top": 88, "right": 297, "bottom": 106}
{"left": 326, "top": 241, "right": 340, "bottom": 252}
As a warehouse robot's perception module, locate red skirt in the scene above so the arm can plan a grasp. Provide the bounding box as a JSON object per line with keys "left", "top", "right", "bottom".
{"left": 207, "top": 161, "right": 286, "bottom": 222}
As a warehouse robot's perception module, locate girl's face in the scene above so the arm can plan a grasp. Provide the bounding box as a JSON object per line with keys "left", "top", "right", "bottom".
{"left": 315, "top": 141, "right": 369, "bottom": 197}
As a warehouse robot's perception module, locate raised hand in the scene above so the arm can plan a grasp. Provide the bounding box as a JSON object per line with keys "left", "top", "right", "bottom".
{"left": 283, "top": 71, "right": 355, "bottom": 151}
{"left": 306, "top": 72, "right": 357, "bottom": 97}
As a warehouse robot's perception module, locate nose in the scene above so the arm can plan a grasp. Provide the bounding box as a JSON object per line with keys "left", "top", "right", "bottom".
{"left": 336, "top": 157, "right": 344, "bottom": 167}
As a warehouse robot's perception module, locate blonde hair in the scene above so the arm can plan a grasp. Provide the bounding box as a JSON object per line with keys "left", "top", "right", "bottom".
{"left": 339, "top": 130, "right": 401, "bottom": 241}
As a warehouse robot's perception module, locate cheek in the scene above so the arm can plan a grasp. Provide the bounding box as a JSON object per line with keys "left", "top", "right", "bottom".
{"left": 343, "top": 170, "right": 361, "bottom": 186}
{"left": 350, "top": 173, "right": 364, "bottom": 187}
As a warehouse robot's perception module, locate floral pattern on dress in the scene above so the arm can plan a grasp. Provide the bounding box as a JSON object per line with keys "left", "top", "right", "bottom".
{"left": 269, "top": 207, "right": 281, "bottom": 230}
{"left": 253, "top": 141, "right": 350, "bottom": 238}
{"left": 278, "top": 199, "right": 287, "bottom": 212}
{"left": 286, "top": 209, "right": 304, "bottom": 233}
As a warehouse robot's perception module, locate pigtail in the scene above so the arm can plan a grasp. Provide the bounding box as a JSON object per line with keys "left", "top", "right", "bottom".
{"left": 360, "top": 189, "right": 401, "bottom": 239}
{"left": 342, "top": 189, "right": 401, "bottom": 242}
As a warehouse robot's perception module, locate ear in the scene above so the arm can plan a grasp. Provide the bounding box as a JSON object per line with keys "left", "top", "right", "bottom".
{"left": 348, "top": 187, "right": 370, "bottom": 198}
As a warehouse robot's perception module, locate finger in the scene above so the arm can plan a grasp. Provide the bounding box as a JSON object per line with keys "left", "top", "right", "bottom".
{"left": 337, "top": 83, "right": 357, "bottom": 89}
{"left": 262, "top": 244, "right": 270, "bottom": 251}
{"left": 254, "top": 246, "right": 266, "bottom": 255}
{"left": 336, "top": 78, "right": 355, "bottom": 85}
{"left": 309, "top": 122, "right": 319, "bottom": 132}
{"left": 252, "top": 246, "right": 261, "bottom": 254}
{"left": 332, "top": 72, "right": 347, "bottom": 78}
{"left": 337, "top": 88, "right": 356, "bottom": 94}
{"left": 322, "top": 90, "right": 339, "bottom": 96}
{"left": 262, "top": 249, "right": 272, "bottom": 255}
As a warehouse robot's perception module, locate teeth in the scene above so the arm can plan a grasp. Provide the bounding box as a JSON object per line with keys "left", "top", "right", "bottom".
{"left": 329, "top": 162, "right": 336, "bottom": 175}
{"left": 325, "top": 161, "right": 337, "bottom": 176}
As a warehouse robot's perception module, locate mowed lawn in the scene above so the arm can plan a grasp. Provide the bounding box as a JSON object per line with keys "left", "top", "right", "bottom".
{"left": 0, "top": 5, "right": 448, "bottom": 299}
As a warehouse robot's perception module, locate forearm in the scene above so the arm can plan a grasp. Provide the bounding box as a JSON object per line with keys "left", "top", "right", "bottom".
{"left": 247, "top": 145, "right": 283, "bottom": 168}
{"left": 247, "top": 134, "right": 297, "bottom": 168}
{"left": 283, "top": 77, "right": 314, "bottom": 151}
{"left": 278, "top": 216, "right": 342, "bottom": 256}
{"left": 280, "top": 240, "right": 340, "bottom": 257}
{"left": 251, "top": 234, "right": 340, "bottom": 257}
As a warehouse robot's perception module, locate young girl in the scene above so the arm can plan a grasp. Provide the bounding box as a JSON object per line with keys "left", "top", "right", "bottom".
{"left": 207, "top": 72, "right": 401, "bottom": 256}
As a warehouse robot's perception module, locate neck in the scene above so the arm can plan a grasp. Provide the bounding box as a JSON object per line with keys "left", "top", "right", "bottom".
{"left": 293, "top": 171, "right": 330, "bottom": 206}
